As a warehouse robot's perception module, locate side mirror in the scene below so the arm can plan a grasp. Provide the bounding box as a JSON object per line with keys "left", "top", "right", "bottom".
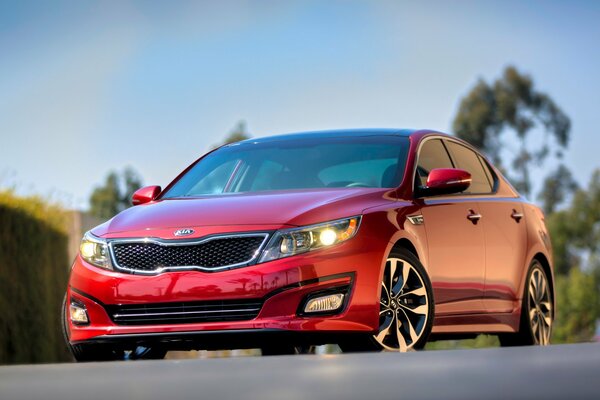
{"left": 132, "top": 185, "right": 161, "bottom": 206}
{"left": 419, "top": 168, "right": 471, "bottom": 197}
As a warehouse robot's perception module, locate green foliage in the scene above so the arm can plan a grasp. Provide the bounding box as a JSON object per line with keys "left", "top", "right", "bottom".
{"left": 452, "top": 80, "right": 498, "bottom": 156}
{"left": 546, "top": 169, "right": 600, "bottom": 342}
{"left": 538, "top": 164, "right": 578, "bottom": 215}
{"left": 546, "top": 210, "right": 577, "bottom": 275}
{"left": 223, "top": 120, "right": 251, "bottom": 144}
{"left": 89, "top": 166, "right": 143, "bottom": 220}
{"left": 547, "top": 169, "right": 600, "bottom": 275}
{"left": 552, "top": 268, "right": 600, "bottom": 343}
{"left": 426, "top": 335, "right": 500, "bottom": 351}
{"left": 453, "top": 66, "right": 571, "bottom": 197}
{"left": 0, "top": 191, "right": 71, "bottom": 364}
{"left": 568, "top": 171, "right": 600, "bottom": 265}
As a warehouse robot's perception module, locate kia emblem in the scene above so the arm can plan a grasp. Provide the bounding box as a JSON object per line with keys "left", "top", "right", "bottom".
{"left": 174, "top": 228, "right": 195, "bottom": 237}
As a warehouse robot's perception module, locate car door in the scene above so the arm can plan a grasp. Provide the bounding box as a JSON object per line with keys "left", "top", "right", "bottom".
{"left": 415, "top": 138, "right": 486, "bottom": 316}
{"left": 444, "top": 141, "right": 525, "bottom": 314}
{"left": 475, "top": 159, "right": 527, "bottom": 313}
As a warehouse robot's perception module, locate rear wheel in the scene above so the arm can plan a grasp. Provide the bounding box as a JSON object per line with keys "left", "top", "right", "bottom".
{"left": 61, "top": 295, "right": 167, "bottom": 361}
{"left": 340, "top": 248, "right": 434, "bottom": 352}
{"left": 500, "top": 261, "right": 553, "bottom": 346}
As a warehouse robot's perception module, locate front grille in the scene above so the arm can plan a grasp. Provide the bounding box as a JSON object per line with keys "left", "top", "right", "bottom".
{"left": 106, "top": 299, "right": 263, "bottom": 325}
{"left": 110, "top": 234, "right": 268, "bottom": 273}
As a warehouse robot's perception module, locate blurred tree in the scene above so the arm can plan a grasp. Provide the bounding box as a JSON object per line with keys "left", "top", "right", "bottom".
{"left": 223, "top": 120, "right": 251, "bottom": 145}
{"left": 546, "top": 210, "right": 577, "bottom": 276}
{"left": 210, "top": 120, "right": 252, "bottom": 150}
{"left": 425, "top": 334, "right": 499, "bottom": 350}
{"left": 538, "top": 164, "right": 578, "bottom": 215}
{"left": 453, "top": 66, "right": 571, "bottom": 197}
{"left": 89, "top": 172, "right": 120, "bottom": 219}
{"left": 545, "top": 169, "right": 600, "bottom": 342}
{"left": 89, "top": 167, "right": 143, "bottom": 219}
{"left": 548, "top": 169, "right": 600, "bottom": 275}
{"left": 452, "top": 80, "right": 498, "bottom": 157}
{"left": 552, "top": 267, "right": 600, "bottom": 343}
{"left": 568, "top": 170, "right": 600, "bottom": 268}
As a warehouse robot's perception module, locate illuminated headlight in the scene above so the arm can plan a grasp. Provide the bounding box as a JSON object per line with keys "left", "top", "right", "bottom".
{"left": 80, "top": 231, "right": 112, "bottom": 270}
{"left": 69, "top": 302, "right": 89, "bottom": 325}
{"left": 259, "top": 216, "right": 361, "bottom": 262}
{"left": 304, "top": 293, "right": 345, "bottom": 313}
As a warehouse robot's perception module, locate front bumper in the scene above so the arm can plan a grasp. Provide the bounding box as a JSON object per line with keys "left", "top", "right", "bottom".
{"left": 66, "top": 232, "right": 388, "bottom": 347}
{"left": 69, "top": 329, "right": 371, "bottom": 351}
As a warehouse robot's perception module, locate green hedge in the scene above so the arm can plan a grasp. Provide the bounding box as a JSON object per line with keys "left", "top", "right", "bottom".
{"left": 0, "top": 191, "right": 71, "bottom": 364}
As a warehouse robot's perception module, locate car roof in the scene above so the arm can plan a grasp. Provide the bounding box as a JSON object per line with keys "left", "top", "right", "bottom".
{"left": 235, "top": 128, "right": 419, "bottom": 145}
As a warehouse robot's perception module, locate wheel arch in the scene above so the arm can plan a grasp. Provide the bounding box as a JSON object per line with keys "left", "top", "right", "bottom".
{"left": 390, "top": 238, "right": 420, "bottom": 260}
{"left": 532, "top": 252, "right": 556, "bottom": 313}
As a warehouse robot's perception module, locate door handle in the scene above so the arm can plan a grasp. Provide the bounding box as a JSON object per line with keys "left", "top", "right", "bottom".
{"left": 467, "top": 210, "right": 481, "bottom": 224}
{"left": 511, "top": 210, "right": 524, "bottom": 222}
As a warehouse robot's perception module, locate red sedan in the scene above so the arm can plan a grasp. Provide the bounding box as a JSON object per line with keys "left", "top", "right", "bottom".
{"left": 63, "top": 129, "right": 554, "bottom": 360}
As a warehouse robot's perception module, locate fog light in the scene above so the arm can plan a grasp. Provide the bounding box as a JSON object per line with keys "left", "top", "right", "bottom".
{"left": 69, "top": 302, "right": 89, "bottom": 324}
{"left": 304, "top": 293, "right": 345, "bottom": 313}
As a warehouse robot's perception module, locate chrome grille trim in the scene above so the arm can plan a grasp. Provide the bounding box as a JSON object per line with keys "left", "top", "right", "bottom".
{"left": 106, "top": 299, "right": 264, "bottom": 325}
{"left": 112, "top": 308, "right": 261, "bottom": 318}
{"left": 107, "top": 233, "right": 270, "bottom": 275}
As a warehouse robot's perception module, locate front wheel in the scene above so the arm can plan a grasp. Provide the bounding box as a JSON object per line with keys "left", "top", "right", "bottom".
{"left": 500, "top": 261, "right": 553, "bottom": 346}
{"left": 340, "top": 248, "right": 434, "bottom": 352}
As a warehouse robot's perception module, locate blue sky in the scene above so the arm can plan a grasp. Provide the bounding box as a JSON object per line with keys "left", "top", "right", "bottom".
{"left": 1, "top": 0, "right": 599, "bottom": 208}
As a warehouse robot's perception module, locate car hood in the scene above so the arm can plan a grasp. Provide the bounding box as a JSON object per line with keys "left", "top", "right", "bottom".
{"left": 93, "top": 188, "right": 395, "bottom": 237}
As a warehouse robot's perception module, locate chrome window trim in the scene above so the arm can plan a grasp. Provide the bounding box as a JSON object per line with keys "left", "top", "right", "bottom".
{"left": 107, "top": 232, "right": 270, "bottom": 275}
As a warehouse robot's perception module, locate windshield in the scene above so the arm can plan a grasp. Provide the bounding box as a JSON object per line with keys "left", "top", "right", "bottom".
{"left": 163, "top": 136, "right": 410, "bottom": 198}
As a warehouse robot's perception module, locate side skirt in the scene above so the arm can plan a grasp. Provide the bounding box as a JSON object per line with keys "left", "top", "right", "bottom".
{"left": 432, "top": 311, "right": 520, "bottom": 335}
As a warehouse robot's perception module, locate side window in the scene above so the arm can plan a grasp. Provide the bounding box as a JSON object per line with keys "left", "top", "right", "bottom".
{"left": 416, "top": 139, "right": 454, "bottom": 187}
{"left": 445, "top": 141, "right": 492, "bottom": 193}
{"left": 479, "top": 155, "right": 496, "bottom": 191}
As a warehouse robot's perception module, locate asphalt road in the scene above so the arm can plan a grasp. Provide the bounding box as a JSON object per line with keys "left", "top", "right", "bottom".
{"left": 1, "top": 343, "right": 599, "bottom": 400}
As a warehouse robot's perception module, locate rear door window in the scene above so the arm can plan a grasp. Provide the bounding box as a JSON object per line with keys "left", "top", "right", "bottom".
{"left": 479, "top": 156, "right": 496, "bottom": 191}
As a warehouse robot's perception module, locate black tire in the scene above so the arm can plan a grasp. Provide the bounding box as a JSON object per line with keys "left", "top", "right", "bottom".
{"left": 61, "top": 295, "right": 167, "bottom": 361}
{"left": 499, "top": 260, "right": 553, "bottom": 347}
{"left": 260, "top": 345, "right": 299, "bottom": 356}
{"left": 339, "top": 248, "right": 434, "bottom": 352}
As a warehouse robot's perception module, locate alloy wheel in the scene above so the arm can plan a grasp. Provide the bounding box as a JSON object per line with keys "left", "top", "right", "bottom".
{"left": 528, "top": 267, "right": 552, "bottom": 345}
{"left": 375, "top": 257, "right": 430, "bottom": 351}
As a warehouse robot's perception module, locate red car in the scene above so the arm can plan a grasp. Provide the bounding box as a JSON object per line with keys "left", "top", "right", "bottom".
{"left": 63, "top": 129, "right": 554, "bottom": 360}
